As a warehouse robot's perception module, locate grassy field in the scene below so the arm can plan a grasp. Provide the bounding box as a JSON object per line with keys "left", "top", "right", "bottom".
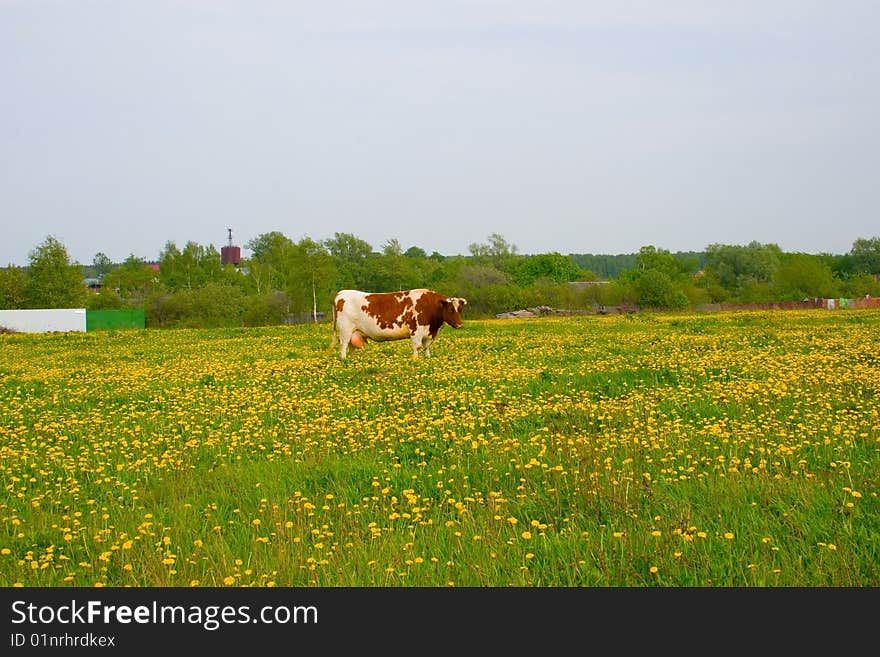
{"left": 0, "top": 309, "right": 878, "bottom": 587}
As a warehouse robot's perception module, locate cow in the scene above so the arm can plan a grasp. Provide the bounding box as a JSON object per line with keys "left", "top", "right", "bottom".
{"left": 330, "top": 289, "right": 467, "bottom": 359}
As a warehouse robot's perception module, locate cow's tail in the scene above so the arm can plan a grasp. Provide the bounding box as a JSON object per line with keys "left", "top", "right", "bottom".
{"left": 326, "top": 297, "right": 338, "bottom": 357}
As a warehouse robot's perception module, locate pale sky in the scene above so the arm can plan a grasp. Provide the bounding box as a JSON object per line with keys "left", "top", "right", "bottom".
{"left": 2, "top": 1, "right": 878, "bottom": 267}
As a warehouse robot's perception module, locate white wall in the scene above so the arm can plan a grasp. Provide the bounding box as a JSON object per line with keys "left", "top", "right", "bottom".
{"left": 0, "top": 309, "right": 87, "bottom": 333}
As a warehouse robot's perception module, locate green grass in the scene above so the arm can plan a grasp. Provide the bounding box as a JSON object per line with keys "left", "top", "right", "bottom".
{"left": 0, "top": 309, "right": 878, "bottom": 586}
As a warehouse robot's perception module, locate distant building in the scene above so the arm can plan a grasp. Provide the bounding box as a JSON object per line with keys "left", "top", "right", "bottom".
{"left": 222, "top": 228, "right": 241, "bottom": 266}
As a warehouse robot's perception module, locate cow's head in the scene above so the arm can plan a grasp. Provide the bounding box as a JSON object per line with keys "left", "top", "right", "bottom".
{"left": 441, "top": 297, "right": 467, "bottom": 328}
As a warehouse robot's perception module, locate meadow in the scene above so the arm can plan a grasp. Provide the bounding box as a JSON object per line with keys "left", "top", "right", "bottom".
{"left": 0, "top": 309, "right": 877, "bottom": 587}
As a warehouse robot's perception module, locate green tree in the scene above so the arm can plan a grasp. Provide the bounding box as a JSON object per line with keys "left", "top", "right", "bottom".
{"left": 468, "top": 242, "right": 490, "bottom": 258}
{"left": 159, "top": 241, "right": 223, "bottom": 291}
{"left": 92, "top": 252, "right": 113, "bottom": 278}
{"left": 570, "top": 253, "right": 639, "bottom": 279}
{"left": 102, "top": 254, "right": 158, "bottom": 301}
{"left": 487, "top": 233, "right": 517, "bottom": 259}
{"left": 773, "top": 253, "right": 839, "bottom": 300}
{"left": 0, "top": 265, "right": 27, "bottom": 309}
{"left": 703, "top": 241, "right": 781, "bottom": 297}
{"left": 404, "top": 245, "right": 427, "bottom": 259}
{"left": 245, "top": 232, "right": 296, "bottom": 293}
{"left": 86, "top": 288, "right": 128, "bottom": 310}
{"left": 849, "top": 237, "right": 880, "bottom": 274}
{"left": 469, "top": 233, "right": 517, "bottom": 263}
{"left": 839, "top": 273, "right": 880, "bottom": 298}
{"left": 146, "top": 283, "right": 246, "bottom": 329}
{"left": 246, "top": 231, "right": 293, "bottom": 261}
{"left": 632, "top": 269, "right": 688, "bottom": 309}
{"left": 23, "top": 236, "right": 87, "bottom": 308}
{"left": 373, "top": 238, "right": 422, "bottom": 291}
{"left": 241, "top": 291, "right": 290, "bottom": 327}
{"left": 510, "top": 253, "right": 584, "bottom": 286}
{"left": 324, "top": 232, "right": 374, "bottom": 289}
{"left": 694, "top": 269, "right": 730, "bottom": 303}
{"left": 615, "top": 246, "right": 693, "bottom": 309}
{"left": 292, "top": 237, "right": 337, "bottom": 320}
{"left": 634, "top": 245, "right": 693, "bottom": 279}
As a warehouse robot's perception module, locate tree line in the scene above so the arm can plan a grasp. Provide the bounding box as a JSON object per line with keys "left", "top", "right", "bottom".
{"left": 1, "top": 232, "right": 879, "bottom": 328}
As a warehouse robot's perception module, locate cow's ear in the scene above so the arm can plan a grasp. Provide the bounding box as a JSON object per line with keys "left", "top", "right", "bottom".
{"left": 440, "top": 298, "right": 450, "bottom": 306}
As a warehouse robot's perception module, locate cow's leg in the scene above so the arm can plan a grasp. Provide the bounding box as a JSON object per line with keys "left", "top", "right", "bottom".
{"left": 422, "top": 335, "right": 433, "bottom": 357}
{"left": 338, "top": 326, "right": 351, "bottom": 359}
{"left": 410, "top": 334, "right": 423, "bottom": 359}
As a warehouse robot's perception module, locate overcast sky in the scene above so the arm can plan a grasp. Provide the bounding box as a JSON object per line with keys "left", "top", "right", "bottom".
{"left": 2, "top": 1, "right": 878, "bottom": 267}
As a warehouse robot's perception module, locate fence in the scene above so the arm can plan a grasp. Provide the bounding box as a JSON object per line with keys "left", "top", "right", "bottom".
{"left": 86, "top": 309, "right": 146, "bottom": 331}
{"left": 694, "top": 297, "right": 880, "bottom": 312}
{"left": 0, "top": 309, "right": 145, "bottom": 333}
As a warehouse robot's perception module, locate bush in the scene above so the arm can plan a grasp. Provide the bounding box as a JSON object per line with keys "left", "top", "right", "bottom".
{"left": 839, "top": 273, "right": 880, "bottom": 298}
{"left": 633, "top": 269, "right": 689, "bottom": 309}
{"left": 146, "top": 284, "right": 246, "bottom": 328}
{"left": 242, "top": 291, "right": 290, "bottom": 327}
{"left": 85, "top": 290, "right": 128, "bottom": 310}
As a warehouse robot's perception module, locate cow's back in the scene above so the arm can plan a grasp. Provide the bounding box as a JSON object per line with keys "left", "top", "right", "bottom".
{"left": 334, "top": 289, "right": 416, "bottom": 341}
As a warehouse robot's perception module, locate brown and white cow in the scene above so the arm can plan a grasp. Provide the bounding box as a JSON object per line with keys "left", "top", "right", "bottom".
{"left": 331, "top": 289, "right": 467, "bottom": 359}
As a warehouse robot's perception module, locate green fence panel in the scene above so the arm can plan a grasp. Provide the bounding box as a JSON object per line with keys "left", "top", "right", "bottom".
{"left": 86, "top": 309, "right": 146, "bottom": 331}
